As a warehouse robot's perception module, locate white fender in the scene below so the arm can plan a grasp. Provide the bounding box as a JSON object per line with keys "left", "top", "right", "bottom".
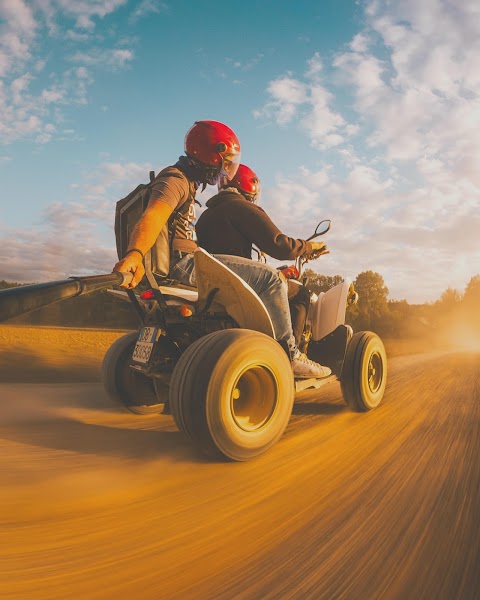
{"left": 194, "top": 249, "right": 275, "bottom": 338}
{"left": 308, "top": 278, "right": 352, "bottom": 341}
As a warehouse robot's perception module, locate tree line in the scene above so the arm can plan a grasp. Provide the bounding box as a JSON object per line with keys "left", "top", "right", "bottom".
{"left": 304, "top": 270, "right": 480, "bottom": 340}
{"left": 1, "top": 272, "right": 479, "bottom": 339}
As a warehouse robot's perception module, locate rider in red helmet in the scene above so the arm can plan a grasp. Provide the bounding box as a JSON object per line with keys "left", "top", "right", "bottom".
{"left": 196, "top": 164, "right": 331, "bottom": 378}
{"left": 114, "top": 119, "right": 241, "bottom": 284}
{"left": 185, "top": 120, "right": 241, "bottom": 186}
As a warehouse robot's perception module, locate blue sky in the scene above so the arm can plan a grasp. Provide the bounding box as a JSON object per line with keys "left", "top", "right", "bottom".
{"left": 1, "top": 0, "right": 479, "bottom": 302}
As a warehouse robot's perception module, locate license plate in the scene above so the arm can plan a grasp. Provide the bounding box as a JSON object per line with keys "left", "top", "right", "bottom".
{"left": 132, "top": 327, "right": 159, "bottom": 364}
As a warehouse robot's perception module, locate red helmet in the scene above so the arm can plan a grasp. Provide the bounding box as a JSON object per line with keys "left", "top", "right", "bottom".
{"left": 221, "top": 164, "right": 261, "bottom": 203}
{"left": 184, "top": 120, "right": 241, "bottom": 180}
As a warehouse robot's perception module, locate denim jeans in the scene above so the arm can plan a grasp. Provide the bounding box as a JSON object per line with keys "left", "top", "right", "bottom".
{"left": 171, "top": 253, "right": 297, "bottom": 355}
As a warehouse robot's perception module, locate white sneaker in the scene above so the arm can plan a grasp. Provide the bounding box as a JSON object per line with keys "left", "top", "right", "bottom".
{"left": 292, "top": 351, "right": 331, "bottom": 379}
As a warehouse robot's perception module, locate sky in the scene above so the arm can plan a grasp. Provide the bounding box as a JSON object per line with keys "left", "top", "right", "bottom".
{"left": 0, "top": 0, "right": 479, "bottom": 303}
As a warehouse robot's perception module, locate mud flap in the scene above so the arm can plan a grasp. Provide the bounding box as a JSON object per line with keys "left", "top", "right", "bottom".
{"left": 307, "top": 324, "right": 350, "bottom": 378}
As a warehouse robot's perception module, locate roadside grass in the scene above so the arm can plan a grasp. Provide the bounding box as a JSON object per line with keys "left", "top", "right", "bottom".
{"left": 0, "top": 325, "right": 439, "bottom": 383}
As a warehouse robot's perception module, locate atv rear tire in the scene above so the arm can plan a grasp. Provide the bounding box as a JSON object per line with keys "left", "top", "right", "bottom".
{"left": 169, "top": 329, "right": 295, "bottom": 461}
{"left": 341, "top": 331, "right": 387, "bottom": 411}
{"left": 102, "top": 332, "right": 164, "bottom": 415}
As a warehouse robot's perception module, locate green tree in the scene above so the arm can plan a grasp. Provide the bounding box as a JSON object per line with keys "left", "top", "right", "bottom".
{"left": 437, "top": 287, "right": 462, "bottom": 309}
{"left": 462, "top": 275, "right": 480, "bottom": 330}
{"left": 348, "top": 270, "right": 389, "bottom": 332}
{"left": 0, "top": 280, "right": 22, "bottom": 289}
{"left": 303, "top": 269, "right": 343, "bottom": 294}
{"left": 463, "top": 275, "right": 480, "bottom": 307}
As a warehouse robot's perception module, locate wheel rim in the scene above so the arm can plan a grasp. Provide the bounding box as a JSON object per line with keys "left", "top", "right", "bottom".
{"left": 230, "top": 365, "right": 278, "bottom": 432}
{"left": 367, "top": 351, "right": 383, "bottom": 394}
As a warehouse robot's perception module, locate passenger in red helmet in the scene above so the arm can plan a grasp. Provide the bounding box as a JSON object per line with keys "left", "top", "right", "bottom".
{"left": 197, "top": 164, "right": 327, "bottom": 261}
{"left": 218, "top": 164, "right": 261, "bottom": 204}
{"left": 196, "top": 164, "right": 331, "bottom": 378}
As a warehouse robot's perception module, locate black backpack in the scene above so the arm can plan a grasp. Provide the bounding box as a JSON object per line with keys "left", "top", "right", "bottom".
{"left": 114, "top": 167, "right": 195, "bottom": 279}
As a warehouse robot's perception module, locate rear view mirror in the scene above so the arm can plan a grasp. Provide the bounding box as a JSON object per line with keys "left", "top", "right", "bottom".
{"left": 306, "top": 219, "right": 331, "bottom": 241}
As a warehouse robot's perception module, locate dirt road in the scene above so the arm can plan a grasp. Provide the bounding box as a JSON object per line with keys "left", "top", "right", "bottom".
{"left": 0, "top": 351, "right": 478, "bottom": 599}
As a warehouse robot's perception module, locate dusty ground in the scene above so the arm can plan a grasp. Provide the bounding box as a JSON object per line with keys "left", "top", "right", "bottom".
{"left": 0, "top": 349, "right": 478, "bottom": 599}
{"left": 0, "top": 325, "right": 129, "bottom": 382}
{"left": 0, "top": 324, "right": 439, "bottom": 383}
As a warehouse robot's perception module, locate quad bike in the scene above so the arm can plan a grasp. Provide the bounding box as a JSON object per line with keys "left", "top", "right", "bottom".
{"left": 101, "top": 220, "right": 387, "bottom": 461}
{"left": 0, "top": 220, "right": 387, "bottom": 462}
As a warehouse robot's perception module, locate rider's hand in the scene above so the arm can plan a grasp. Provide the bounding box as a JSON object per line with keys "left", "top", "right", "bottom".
{"left": 308, "top": 241, "right": 329, "bottom": 259}
{"left": 113, "top": 252, "right": 145, "bottom": 289}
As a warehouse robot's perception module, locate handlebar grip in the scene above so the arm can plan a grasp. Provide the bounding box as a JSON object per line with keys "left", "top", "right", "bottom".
{"left": 112, "top": 271, "right": 133, "bottom": 285}
{"left": 119, "top": 271, "right": 134, "bottom": 286}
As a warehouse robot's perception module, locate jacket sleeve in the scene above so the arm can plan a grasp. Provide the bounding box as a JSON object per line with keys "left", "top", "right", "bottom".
{"left": 234, "top": 203, "right": 313, "bottom": 260}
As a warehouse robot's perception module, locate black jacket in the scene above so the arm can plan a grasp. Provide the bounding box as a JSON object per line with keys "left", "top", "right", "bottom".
{"left": 196, "top": 189, "right": 312, "bottom": 260}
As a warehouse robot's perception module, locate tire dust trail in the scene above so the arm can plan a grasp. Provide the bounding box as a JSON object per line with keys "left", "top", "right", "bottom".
{"left": 0, "top": 352, "right": 478, "bottom": 599}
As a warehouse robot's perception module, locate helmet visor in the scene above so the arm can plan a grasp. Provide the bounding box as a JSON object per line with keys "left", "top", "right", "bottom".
{"left": 248, "top": 180, "right": 261, "bottom": 204}
{"left": 220, "top": 152, "right": 241, "bottom": 180}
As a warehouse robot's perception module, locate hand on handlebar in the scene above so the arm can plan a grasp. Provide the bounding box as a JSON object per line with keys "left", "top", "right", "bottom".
{"left": 307, "top": 241, "right": 329, "bottom": 260}
{"left": 113, "top": 253, "right": 145, "bottom": 288}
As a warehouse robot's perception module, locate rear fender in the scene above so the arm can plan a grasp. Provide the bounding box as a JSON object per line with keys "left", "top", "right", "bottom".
{"left": 194, "top": 249, "right": 275, "bottom": 338}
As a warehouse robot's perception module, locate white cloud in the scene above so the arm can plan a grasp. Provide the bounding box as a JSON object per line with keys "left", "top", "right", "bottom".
{"left": 254, "top": 56, "right": 354, "bottom": 149}
{"left": 305, "top": 52, "right": 323, "bottom": 80}
{"left": 69, "top": 48, "right": 134, "bottom": 70}
{"left": 333, "top": 0, "right": 480, "bottom": 176}
{"left": 54, "top": 0, "right": 128, "bottom": 30}
{"left": 0, "top": 158, "right": 223, "bottom": 283}
{"left": 64, "top": 29, "right": 90, "bottom": 42}
{"left": 0, "top": 160, "right": 154, "bottom": 282}
{"left": 0, "top": 0, "right": 37, "bottom": 76}
{"left": 349, "top": 33, "right": 369, "bottom": 53}
{"left": 129, "top": 0, "right": 169, "bottom": 23}
{"left": 81, "top": 161, "right": 153, "bottom": 199}
{"left": 254, "top": 0, "right": 480, "bottom": 301}
{"left": 0, "top": 66, "right": 95, "bottom": 143}
{"left": 261, "top": 163, "right": 479, "bottom": 302}
{"left": 0, "top": 1, "right": 134, "bottom": 144}
{"left": 254, "top": 76, "right": 308, "bottom": 125}
{"left": 226, "top": 53, "right": 265, "bottom": 72}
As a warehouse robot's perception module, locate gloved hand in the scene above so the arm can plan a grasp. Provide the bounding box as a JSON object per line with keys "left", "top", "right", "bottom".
{"left": 308, "top": 241, "right": 329, "bottom": 259}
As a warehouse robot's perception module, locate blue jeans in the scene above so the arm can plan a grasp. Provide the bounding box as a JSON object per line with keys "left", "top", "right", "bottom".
{"left": 171, "top": 253, "right": 297, "bottom": 355}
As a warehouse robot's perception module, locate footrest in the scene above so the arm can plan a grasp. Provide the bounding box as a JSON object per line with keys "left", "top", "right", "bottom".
{"left": 294, "top": 375, "right": 336, "bottom": 393}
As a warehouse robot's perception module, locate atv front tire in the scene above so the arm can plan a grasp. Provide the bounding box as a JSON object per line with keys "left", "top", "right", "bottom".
{"left": 341, "top": 331, "right": 387, "bottom": 411}
{"left": 169, "top": 329, "right": 295, "bottom": 461}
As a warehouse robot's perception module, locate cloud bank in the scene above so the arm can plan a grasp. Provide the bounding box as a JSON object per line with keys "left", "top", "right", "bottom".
{"left": 256, "top": 0, "right": 480, "bottom": 301}
{"left": 0, "top": 0, "right": 134, "bottom": 145}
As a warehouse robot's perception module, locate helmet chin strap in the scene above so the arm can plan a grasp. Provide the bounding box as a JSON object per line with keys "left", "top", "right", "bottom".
{"left": 204, "top": 163, "right": 228, "bottom": 189}
{"left": 178, "top": 155, "right": 220, "bottom": 190}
